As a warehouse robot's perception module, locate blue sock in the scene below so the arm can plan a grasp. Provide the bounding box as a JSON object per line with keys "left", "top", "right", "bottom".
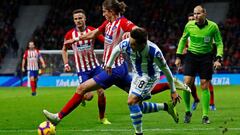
{"left": 129, "top": 104, "right": 142, "bottom": 134}
{"left": 139, "top": 102, "right": 164, "bottom": 114}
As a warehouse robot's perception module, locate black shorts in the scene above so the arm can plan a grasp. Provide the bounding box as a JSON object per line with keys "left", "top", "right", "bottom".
{"left": 183, "top": 51, "right": 213, "bottom": 80}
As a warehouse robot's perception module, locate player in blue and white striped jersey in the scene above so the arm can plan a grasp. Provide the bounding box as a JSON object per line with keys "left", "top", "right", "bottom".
{"left": 105, "top": 28, "right": 181, "bottom": 135}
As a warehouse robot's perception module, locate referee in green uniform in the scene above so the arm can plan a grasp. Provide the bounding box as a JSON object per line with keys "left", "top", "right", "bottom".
{"left": 175, "top": 5, "right": 223, "bottom": 124}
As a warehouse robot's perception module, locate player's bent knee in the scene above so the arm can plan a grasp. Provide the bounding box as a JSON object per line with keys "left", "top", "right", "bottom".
{"left": 76, "top": 85, "right": 87, "bottom": 95}
{"left": 200, "top": 80, "right": 209, "bottom": 89}
{"left": 84, "top": 92, "right": 94, "bottom": 101}
{"left": 97, "top": 89, "right": 105, "bottom": 96}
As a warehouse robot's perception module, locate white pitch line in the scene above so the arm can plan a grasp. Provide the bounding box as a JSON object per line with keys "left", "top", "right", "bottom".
{"left": 0, "top": 128, "right": 240, "bottom": 133}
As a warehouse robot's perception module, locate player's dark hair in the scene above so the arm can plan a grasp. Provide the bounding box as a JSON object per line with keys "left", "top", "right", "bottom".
{"left": 72, "top": 9, "right": 86, "bottom": 15}
{"left": 188, "top": 12, "right": 194, "bottom": 17}
{"left": 102, "top": 0, "right": 127, "bottom": 14}
{"left": 130, "top": 28, "right": 148, "bottom": 45}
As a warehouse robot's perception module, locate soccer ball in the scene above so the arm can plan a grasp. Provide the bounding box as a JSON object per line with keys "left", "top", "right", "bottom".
{"left": 38, "top": 121, "right": 56, "bottom": 135}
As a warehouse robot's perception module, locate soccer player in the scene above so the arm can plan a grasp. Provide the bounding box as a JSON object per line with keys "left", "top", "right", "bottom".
{"left": 22, "top": 40, "right": 46, "bottom": 96}
{"left": 43, "top": 0, "right": 180, "bottom": 126}
{"left": 186, "top": 13, "right": 216, "bottom": 111}
{"left": 175, "top": 5, "right": 223, "bottom": 124}
{"left": 43, "top": 0, "right": 138, "bottom": 125}
{"left": 62, "top": 9, "right": 110, "bottom": 124}
{"left": 105, "top": 28, "right": 180, "bottom": 135}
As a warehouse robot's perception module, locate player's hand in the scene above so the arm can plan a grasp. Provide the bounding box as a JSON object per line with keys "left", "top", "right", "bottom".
{"left": 122, "top": 32, "right": 130, "bottom": 40}
{"left": 171, "top": 91, "right": 181, "bottom": 105}
{"left": 22, "top": 67, "right": 25, "bottom": 72}
{"left": 213, "top": 60, "right": 221, "bottom": 70}
{"left": 105, "top": 66, "right": 112, "bottom": 75}
{"left": 64, "top": 64, "right": 71, "bottom": 72}
{"left": 175, "top": 58, "right": 181, "bottom": 67}
{"left": 42, "top": 63, "right": 46, "bottom": 69}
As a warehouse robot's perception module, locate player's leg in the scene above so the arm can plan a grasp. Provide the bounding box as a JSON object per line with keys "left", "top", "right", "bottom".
{"left": 191, "top": 83, "right": 200, "bottom": 111}
{"left": 199, "top": 53, "right": 213, "bottom": 124}
{"left": 96, "top": 89, "right": 111, "bottom": 124}
{"left": 182, "top": 52, "right": 198, "bottom": 123}
{"left": 43, "top": 78, "right": 102, "bottom": 125}
{"left": 128, "top": 76, "right": 178, "bottom": 135}
{"left": 209, "top": 82, "right": 216, "bottom": 110}
{"left": 183, "top": 76, "right": 194, "bottom": 123}
{"left": 151, "top": 83, "right": 170, "bottom": 94}
{"left": 200, "top": 79, "right": 210, "bottom": 124}
{"left": 29, "top": 70, "right": 38, "bottom": 96}
{"left": 90, "top": 66, "right": 111, "bottom": 124}
{"left": 77, "top": 72, "right": 94, "bottom": 106}
{"left": 151, "top": 79, "right": 191, "bottom": 95}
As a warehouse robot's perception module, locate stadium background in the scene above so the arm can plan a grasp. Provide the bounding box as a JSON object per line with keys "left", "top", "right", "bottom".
{"left": 0, "top": 0, "right": 239, "bottom": 86}
{"left": 0, "top": 0, "right": 240, "bottom": 135}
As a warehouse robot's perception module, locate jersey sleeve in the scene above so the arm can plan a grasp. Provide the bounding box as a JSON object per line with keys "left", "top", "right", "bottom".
{"left": 88, "top": 26, "right": 104, "bottom": 44}
{"left": 213, "top": 24, "right": 224, "bottom": 57}
{"left": 121, "top": 18, "right": 136, "bottom": 32}
{"left": 154, "top": 49, "right": 176, "bottom": 93}
{"left": 176, "top": 23, "right": 190, "bottom": 55}
{"left": 23, "top": 50, "right": 28, "bottom": 59}
{"left": 98, "top": 20, "right": 108, "bottom": 33}
{"left": 64, "top": 30, "right": 73, "bottom": 48}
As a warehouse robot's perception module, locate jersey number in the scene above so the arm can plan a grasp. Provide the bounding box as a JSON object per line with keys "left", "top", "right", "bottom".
{"left": 138, "top": 80, "right": 146, "bottom": 89}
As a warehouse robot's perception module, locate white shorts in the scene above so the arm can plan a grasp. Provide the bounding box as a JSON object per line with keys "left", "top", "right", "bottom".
{"left": 129, "top": 75, "right": 157, "bottom": 100}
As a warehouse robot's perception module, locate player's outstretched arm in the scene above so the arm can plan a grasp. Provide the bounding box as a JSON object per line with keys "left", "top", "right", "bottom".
{"left": 80, "top": 29, "right": 101, "bottom": 40}
{"left": 62, "top": 44, "right": 71, "bottom": 72}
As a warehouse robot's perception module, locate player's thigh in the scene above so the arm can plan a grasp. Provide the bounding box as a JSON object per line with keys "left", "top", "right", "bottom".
{"left": 29, "top": 70, "right": 38, "bottom": 81}
{"left": 77, "top": 72, "right": 90, "bottom": 84}
{"left": 93, "top": 63, "right": 129, "bottom": 90}
{"left": 76, "top": 78, "right": 102, "bottom": 94}
{"left": 129, "top": 75, "right": 156, "bottom": 101}
{"left": 115, "top": 73, "right": 132, "bottom": 93}
{"left": 199, "top": 55, "right": 213, "bottom": 80}
{"left": 183, "top": 53, "right": 198, "bottom": 77}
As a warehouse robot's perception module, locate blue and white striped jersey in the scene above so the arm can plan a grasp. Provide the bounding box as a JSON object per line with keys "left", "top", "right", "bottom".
{"left": 107, "top": 39, "right": 168, "bottom": 78}
{"left": 106, "top": 38, "right": 176, "bottom": 93}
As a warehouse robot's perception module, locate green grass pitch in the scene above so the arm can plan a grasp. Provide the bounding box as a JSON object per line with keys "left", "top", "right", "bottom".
{"left": 0, "top": 85, "right": 239, "bottom": 135}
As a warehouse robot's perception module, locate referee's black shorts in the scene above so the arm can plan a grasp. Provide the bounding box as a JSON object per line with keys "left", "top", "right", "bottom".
{"left": 183, "top": 51, "right": 213, "bottom": 80}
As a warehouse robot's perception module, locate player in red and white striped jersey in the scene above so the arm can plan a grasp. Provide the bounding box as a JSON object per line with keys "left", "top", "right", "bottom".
{"left": 62, "top": 9, "right": 110, "bottom": 124}
{"left": 22, "top": 41, "right": 46, "bottom": 96}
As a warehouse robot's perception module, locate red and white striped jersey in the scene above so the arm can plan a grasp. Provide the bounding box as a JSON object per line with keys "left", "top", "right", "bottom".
{"left": 64, "top": 26, "right": 104, "bottom": 72}
{"left": 98, "top": 16, "right": 135, "bottom": 67}
{"left": 23, "top": 49, "right": 41, "bottom": 70}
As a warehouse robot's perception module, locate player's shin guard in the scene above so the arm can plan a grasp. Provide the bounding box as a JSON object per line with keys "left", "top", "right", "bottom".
{"left": 183, "top": 91, "right": 191, "bottom": 112}
{"left": 209, "top": 84, "right": 214, "bottom": 105}
{"left": 30, "top": 80, "right": 36, "bottom": 93}
{"left": 151, "top": 83, "right": 170, "bottom": 95}
{"left": 59, "top": 93, "right": 83, "bottom": 119}
{"left": 139, "top": 102, "right": 165, "bottom": 113}
{"left": 129, "top": 104, "right": 143, "bottom": 134}
{"left": 98, "top": 95, "right": 106, "bottom": 119}
{"left": 202, "top": 89, "right": 210, "bottom": 117}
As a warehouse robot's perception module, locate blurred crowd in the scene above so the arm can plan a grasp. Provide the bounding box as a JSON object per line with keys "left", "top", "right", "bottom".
{"left": 0, "top": 0, "right": 19, "bottom": 68}
{"left": 1, "top": 0, "right": 239, "bottom": 73}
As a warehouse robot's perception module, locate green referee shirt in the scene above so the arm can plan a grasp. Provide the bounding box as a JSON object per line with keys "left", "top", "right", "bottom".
{"left": 176, "top": 19, "right": 223, "bottom": 57}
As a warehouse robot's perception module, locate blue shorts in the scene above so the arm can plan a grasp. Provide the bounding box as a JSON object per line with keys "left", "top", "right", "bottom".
{"left": 93, "top": 62, "right": 132, "bottom": 91}
{"left": 28, "top": 70, "right": 38, "bottom": 78}
{"left": 77, "top": 66, "right": 103, "bottom": 84}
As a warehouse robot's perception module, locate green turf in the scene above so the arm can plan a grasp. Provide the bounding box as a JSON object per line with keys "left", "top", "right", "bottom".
{"left": 0, "top": 85, "right": 239, "bottom": 135}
